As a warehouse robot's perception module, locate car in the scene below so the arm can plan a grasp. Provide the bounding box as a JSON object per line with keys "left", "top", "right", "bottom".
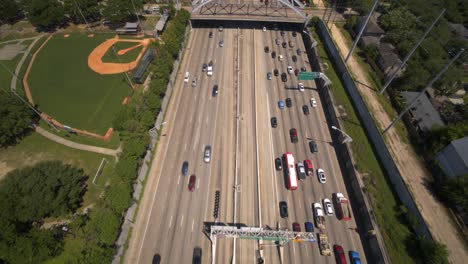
{"left": 275, "top": 157, "right": 282, "bottom": 170}
{"left": 188, "top": 174, "right": 196, "bottom": 192}
{"left": 202, "top": 63, "right": 207, "bottom": 72}
{"left": 298, "top": 83, "right": 304, "bottom": 91}
{"left": 317, "top": 168, "right": 326, "bottom": 183}
{"left": 292, "top": 55, "right": 297, "bottom": 62}
{"left": 208, "top": 32, "right": 213, "bottom": 38}
{"left": 267, "top": 72, "right": 272, "bottom": 80}
{"left": 182, "top": 161, "right": 189, "bottom": 176}
{"left": 294, "top": 68, "right": 299, "bottom": 76}
{"left": 334, "top": 245, "right": 347, "bottom": 264}
{"left": 286, "top": 97, "right": 292, "bottom": 107}
{"left": 152, "top": 254, "right": 161, "bottom": 264}
{"left": 292, "top": 222, "right": 301, "bottom": 232}
{"left": 279, "top": 201, "right": 288, "bottom": 218}
{"left": 278, "top": 100, "right": 284, "bottom": 109}
{"left": 290, "top": 128, "right": 298, "bottom": 143}
{"left": 304, "top": 159, "right": 313, "bottom": 176}
{"left": 208, "top": 60, "right": 213, "bottom": 66}
{"left": 297, "top": 48, "right": 302, "bottom": 55}
{"left": 292, "top": 31, "right": 297, "bottom": 37}
{"left": 288, "top": 40, "right": 295, "bottom": 48}
{"left": 219, "top": 39, "right": 224, "bottom": 47}
{"left": 349, "top": 251, "right": 361, "bottom": 264}
{"left": 282, "top": 42, "right": 287, "bottom": 48}
{"left": 313, "top": 202, "right": 324, "bottom": 217}
{"left": 281, "top": 73, "right": 287, "bottom": 82}
{"left": 219, "top": 26, "right": 223, "bottom": 32}
{"left": 275, "top": 38, "right": 280, "bottom": 45}
{"left": 278, "top": 54, "right": 283, "bottom": 61}
{"left": 309, "top": 140, "right": 318, "bottom": 153}
{"left": 280, "top": 31, "right": 285, "bottom": 36}
{"left": 274, "top": 69, "right": 279, "bottom": 76}
{"left": 204, "top": 145, "right": 211, "bottom": 163}
{"left": 300, "top": 66, "right": 307, "bottom": 72}
{"left": 263, "top": 26, "right": 267, "bottom": 32}
{"left": 271, "top": 117, "right": 277, "bottom": 128}
{"left": 302, "top": 105, "right": 309, "bottom": 115}
{"left": 212, "top": 84, "right": 219, "bottom": 97}
{"left": 193, "top": 247, "right": 202, "bottom": 264}
{"left": 271, "top": 51, "right": 276, "bottom": 59}
{"left": 305, "top": 222, "right": 314, "bottom": 232}
{"left": 323, "top": 198, "right": 334, "bottom": 215}
{"left": 297, "top": 162, "right": 306, "bottom": 180}
{"left": 310, "top": 97, "right": 317, "bottom": 108}
{"left": 184, "top": 71, "right": 190, "bottom": 83}
{"left": 192, "top": 75, "right": 198, "bottom": 87}
{"left": 287, "top": 66, "right": 293, "bottom": 74}
{"left": 264, "top": 46, "right": 270, "bottom": 53}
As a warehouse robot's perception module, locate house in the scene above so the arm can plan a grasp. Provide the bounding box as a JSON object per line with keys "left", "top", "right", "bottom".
{"left": 116, "top": 22, "right": 140, "bottom": 35}
{"left": 377, "top": 43, "right": 403, "bottom": 78}
{"left": 449, "top": 23, "right": 468, "bottom": 40}
{"left": 354, "top": 14, "right": 385, "bottom": 46}
{"left": 436, "top": 136, "right": 468, "bottom": 178}
{"left": 154, "top": 9, "right": 170, "bottom": 37}
{"left": 401, "top": 91, "right": 445, "bottom": 132}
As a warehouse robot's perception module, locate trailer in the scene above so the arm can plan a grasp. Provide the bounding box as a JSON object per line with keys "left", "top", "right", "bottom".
{"left": 334, "top": 193, "right": 352, "bottom": 221}
{"left": 318, "top": 233, "right": 331, "bottom": 256}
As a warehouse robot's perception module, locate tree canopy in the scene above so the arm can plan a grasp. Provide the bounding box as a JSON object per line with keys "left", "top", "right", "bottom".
{"left": 102, "top": 0, "right": 143, "bottom": 23}
{"left": 440, "top": 174, "right": 468, "bottom": 211}
{"left": 414, "top": 236, "right": 449, "bottom": 264}
{"left": 0, "top": 91, "right": 35, "bottom": 147}
{"left": 0, "top": 0, "right": 22, "bottom": 24}
{"left": 26, "top": 0, "right": 66, "bottom": 29}
{"left": 64, "top": 0, "right": 102, "bottom": 24}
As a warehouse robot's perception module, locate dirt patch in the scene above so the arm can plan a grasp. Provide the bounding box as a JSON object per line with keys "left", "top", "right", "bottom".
{"left": 0, "top": 161, "right": 14, "bottom": 180}
{"left": 0, "top": 42, "right": 26, "bottom": 60}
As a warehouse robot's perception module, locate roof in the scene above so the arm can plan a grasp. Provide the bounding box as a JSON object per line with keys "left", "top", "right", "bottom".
{"left": 124, "top": 22, "right": 139, "bottom": 29}
{"left": 450, "top": 137, "right": 468, "bottom": 167}
{"left": 401, "top": 91, "right": 445, "bottom": 131}
{"left": 155, "top": 14, "right": 170, "bottom": 31}
{"left": 449, "top": 23, "right": 468, "bottom": 38}
{"left": 378, "top": 44, "right": 401, "bottom": 70}
{"left": 360, "top": 36, "right": 381, "bottom": 46}
{"left": 355, "top": 16, "right": 385, "bottom": 35}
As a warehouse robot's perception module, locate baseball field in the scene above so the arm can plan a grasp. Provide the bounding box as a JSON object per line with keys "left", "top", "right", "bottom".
{"left": 27, "top": 33, "right": 140, "bottom": 135}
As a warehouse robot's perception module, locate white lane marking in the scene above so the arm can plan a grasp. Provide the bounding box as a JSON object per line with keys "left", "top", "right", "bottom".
{"left": 184, "top": 143, "right": 187, "bottom": 151}
{"left": 180, "top": 214, "right": 184, "bottom": 227}
{"left": 192, "top": 219, "right": 195, "bottom": 232}
{"left": 169, "top": 215, "right": 173, "bottom": 227}
{"left": 197, "top": 179, "right": 200, "bottom": 189}
{"left": 177, "top": 176, "right": 181, "bottom": 185}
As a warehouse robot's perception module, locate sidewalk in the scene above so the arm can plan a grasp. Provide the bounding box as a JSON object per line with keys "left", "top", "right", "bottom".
{"left": 329, "top": 23, "right": 467, "bottom": 263}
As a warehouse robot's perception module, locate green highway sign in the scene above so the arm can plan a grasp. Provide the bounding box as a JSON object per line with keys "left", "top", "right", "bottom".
{"left": 298, "top": 72, "right": 318, "bottom": 80}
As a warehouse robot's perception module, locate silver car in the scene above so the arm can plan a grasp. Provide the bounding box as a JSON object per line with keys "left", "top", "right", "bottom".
{"left": 204, "top": 145, "right": 211, "bottom": 163}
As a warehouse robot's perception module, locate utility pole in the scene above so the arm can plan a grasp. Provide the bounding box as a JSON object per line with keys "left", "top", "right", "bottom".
{"left": 344, "top": 0, "right": 379, "bottom": 63}
{"left": 383, "top": 49, "right": 464, "bottom": 134}
{"left": 379, "top": 9, "right": 446, "bottom": 94}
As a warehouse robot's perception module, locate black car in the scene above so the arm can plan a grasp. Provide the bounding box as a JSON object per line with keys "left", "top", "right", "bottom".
{"left": 212, "top": 84, "right": 219, "bottom": 97}
{"left": 271, "top": 51, "right": 276, "bottom": 59}
{"left": 290, "top": 128, "right": 298, "bottom": 143}
{"left": 292, "top": 31, "right": 297, "bottom": 37}
{"left": 182, "top": 161, "right": 189, "bottom": 176}
{"left": 193, "top": 247, "right": 202, "bottom": 264}
{"left": 274, "top": 68, "right": 279, "bottom": 76}
{"left": 301, "top": 66, "right": 307, "bottom": 72}
{"left": 279, "top": 201, "right": 288, "bottom": 218}
{"left": 282, "top": 42, "right": 287, "bottom": 48}
{"left": 264, "top": 46, "right": 270, "bottom": 53}
{"left": 309, "top": 141, "right": 318, "bottom": 153}
{"left": 275, "top": 157, "right": 282, "bottom": 170}
{"left": 208, "top": 32, "right": 213, "bottom": 38}
{"left": 271, "top": 117, "right": 277, "bottom": 128}
{"left": 286, "top": 97, "right": 292, "bottom": 108}
{"left": 202, "top": 63, "right": 207, "bottom": 72}
{"left": 302, "top": 105, "right": 310, "bottom": 115}
{"left": 280, "top": 31, "right": 285, "bottom": 36}
{"left": 152, "top": 254, "right": 161, "bottom": 264}
{"left": 281, "top": 73, "right": 287, "bottom": 82}
{"left": 292, "top": 55, "right": 297, "bottom": 62}
{"left": 297, "top": 48, "right": 302, "bottom": 55}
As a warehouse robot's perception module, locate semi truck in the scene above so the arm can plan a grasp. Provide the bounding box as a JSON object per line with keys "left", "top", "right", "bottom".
{"left": 334, "top": 192, "right": 352, "bottom": 221}
{"left": 318, "top": 233, "right": 331, "bottom": 256}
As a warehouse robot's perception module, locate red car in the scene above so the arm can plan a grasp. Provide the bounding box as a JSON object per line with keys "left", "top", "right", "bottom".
{"left": 304, "top": 159, "right": 313, "bottom": 176}
{"left": 334, "top": 245, "right": 347, "bottom": 264}
{"left": 188, "top": 175, "right": 196, "bottom": 192}
{"left": 292, "top": 222, "right": 301, "bottom": 232}
{"left": 289, "top": 128, "right": 298, "bottom": 143}
{"left": 294, "top": 69, "right": 299, "bottom": 76}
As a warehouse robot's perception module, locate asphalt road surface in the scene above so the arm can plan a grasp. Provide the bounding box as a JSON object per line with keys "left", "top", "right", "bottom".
{"left": 125, "top": 25, "right": 367, "bottom": 264}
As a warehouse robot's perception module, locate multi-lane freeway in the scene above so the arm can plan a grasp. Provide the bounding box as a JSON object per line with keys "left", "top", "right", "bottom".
{"left": 125, "top": 23, "right": 367, "bottom": 264}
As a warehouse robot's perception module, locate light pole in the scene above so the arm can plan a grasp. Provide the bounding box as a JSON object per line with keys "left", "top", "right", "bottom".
{"left": 331, "top": 126, "right": 353, "bottom": 144}
{"left": 302, "top": 30, "right": 318, "bottom": 48}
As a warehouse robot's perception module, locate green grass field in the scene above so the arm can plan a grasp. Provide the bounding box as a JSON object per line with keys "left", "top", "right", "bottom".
{"left": 101, "top": 41, "right": 143, "bottom": 63}
{"left": 28, "top": 33, "right": 134, "bottom": 134}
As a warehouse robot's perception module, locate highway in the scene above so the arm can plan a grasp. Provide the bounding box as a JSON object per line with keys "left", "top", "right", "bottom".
{"left": 124, "top": 24, "right": 367, "bottom": 264}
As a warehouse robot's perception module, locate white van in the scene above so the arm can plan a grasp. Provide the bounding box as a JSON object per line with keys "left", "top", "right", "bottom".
{"left": 278, "top": 55, "right": 283, "bottom": 62}
{"left": 184, "top": 72, "right": 190, "bottom": 83}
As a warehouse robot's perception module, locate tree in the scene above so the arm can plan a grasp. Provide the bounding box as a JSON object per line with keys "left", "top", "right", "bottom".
{"left": 64, "top": 0, "right": 101, "bottom": 24}
{"left": 414, "top": 236, "right": 449, "bottom": 264}
{"left": 440, "top": 175, "right": 468, "bottom": 211}
{"left": 27, "top": 0, "right": 66, "bottom": 29}
{"left": 0, "top": 0, "right": 23, "bottom": 24}
{"left": 0, "top": 91, "right": 35, "bottom": 147}
{"left": 102, "top": 0, "right": 143, "bottom": 23}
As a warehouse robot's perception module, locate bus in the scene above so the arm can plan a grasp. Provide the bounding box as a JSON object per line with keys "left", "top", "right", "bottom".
{"left": 284, "top": 152, "right": 298, "bottom": 190}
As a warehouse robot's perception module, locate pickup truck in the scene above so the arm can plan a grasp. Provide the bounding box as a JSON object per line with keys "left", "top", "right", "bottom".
{"left": 313, "top": 203, "right": 326, "bottom": 231}
{"left": 334, "top": 193, "right": 352, "bottom": 221}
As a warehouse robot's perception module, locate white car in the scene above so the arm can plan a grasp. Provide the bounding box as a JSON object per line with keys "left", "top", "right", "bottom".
{"left": 287, "top": 66, "right": 293, "bottom": 74}
{"left": 317, "top": 168, "right": 326, "bottom": 183}
{"left": 310, "top": 97, "right": 317, "bottom": 108}
{"left": 313, "top": 202, "right": 324, "bottom": 217}
{"left": 298, "top": 83, "right": 304, "bottom": 92}
{"left": 263, "top": 27, "right": 267, "bottom": 32}
{"left": 323, "top": 198, "right": 334, "bottom": 215}
{"left": 204, "top": 145, "right": 211, "bottom": 163}
{"left": 184, "top": 72, "right": 190, "bottom": 83}
{"left": 219, "top": 39, "right": 224, "bottom": 47}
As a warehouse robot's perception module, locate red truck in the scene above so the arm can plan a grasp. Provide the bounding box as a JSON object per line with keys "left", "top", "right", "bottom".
{"left": 334, "top": 193, "right": 352, "bottom": 221}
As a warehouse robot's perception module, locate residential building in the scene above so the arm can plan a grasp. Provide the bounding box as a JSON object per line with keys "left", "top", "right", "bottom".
{"left": 436, "top": 136, "right": 468, "bottom": 178}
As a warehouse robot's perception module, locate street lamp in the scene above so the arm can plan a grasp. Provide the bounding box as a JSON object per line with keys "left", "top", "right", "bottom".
{"left": 302, "top": 30, "right": 318, "bottom": 48}
{"left": 331, "top": 126, "right": 353, "bottom": 144}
